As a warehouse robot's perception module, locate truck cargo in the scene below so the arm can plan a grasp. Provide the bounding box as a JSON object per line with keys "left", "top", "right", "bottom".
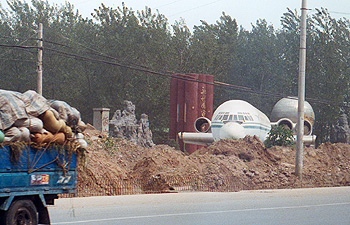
{"left": 0, "top": 89, "right": 86, "bottom": 225}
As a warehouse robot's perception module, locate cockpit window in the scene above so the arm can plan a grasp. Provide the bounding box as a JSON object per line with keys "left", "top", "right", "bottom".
{"left": 215, "top": 112, "right": 254, "bottom": 122}
{"left": 214, "top": 112, "right": 223, "bottom": 120}
{"left": 222, "top": 113, "right": 229, "bottom": 120}
{"left": 214, "top": 112, "right": 230, "bottom": 121}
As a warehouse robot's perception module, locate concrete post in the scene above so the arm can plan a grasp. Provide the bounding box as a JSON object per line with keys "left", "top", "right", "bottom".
{"left": 296, "top": 0, "right": 308, "bottom": 178}
{"left": 93, "top": 108, "right": 110, "bottom": 132}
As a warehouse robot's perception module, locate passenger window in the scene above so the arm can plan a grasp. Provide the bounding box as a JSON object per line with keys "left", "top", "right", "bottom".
{"left": 222, "top": 114, "right": 229, "bottom": 120}
{"left": 229, "top": 115, "right": 233, "bottom": 120}
{"left": 238, "top": 115, "right": 244, "bottom": 121}
{"left": 234, "top": 115, "right": 238, "bottom": 121}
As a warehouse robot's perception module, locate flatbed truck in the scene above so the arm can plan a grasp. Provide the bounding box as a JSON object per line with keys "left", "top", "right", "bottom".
{"left": 0, "top": 145, "right": 77, "bottom": 224}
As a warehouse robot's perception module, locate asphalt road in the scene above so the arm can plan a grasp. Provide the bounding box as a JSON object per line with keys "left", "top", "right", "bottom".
{"left": 49, "top": 187, "right": 350, "bottom": 225}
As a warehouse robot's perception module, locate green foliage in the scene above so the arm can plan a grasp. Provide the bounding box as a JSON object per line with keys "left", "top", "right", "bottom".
{"left": 264, "top": 125, "right": 295, "bottom": 148}
{"left": 101, "top": 136, "right": 121, "bottom": 155}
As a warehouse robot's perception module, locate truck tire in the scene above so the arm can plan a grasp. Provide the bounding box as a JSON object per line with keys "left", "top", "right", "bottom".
{"left": 3, "top": 199, "right": 38, "bottom": 225}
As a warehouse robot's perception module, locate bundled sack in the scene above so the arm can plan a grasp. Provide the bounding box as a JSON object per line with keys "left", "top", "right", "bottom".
{"left": 31, "top": 131, "right": 65, "bottom": 145}
{"left": 3, "top": 127, "right": 30, "bottom": 144}
{"left": 0, "top": 90, "right": 28, "bottom": 130}
{"left": 20, "top": 90, "right": 50, "bottom": 117}
{"left": 0, "top": 89, "right": 49, "bottom": 131}
{"left": 72, "top": 133, "right": 87, "bottom": 149}
{"left": 39, "top": 110, "right": 72, "bottom": 138}
{"left": 48, "top": 100, "right": 86, "bottom": 131}
{"left": 13, "top": 117, "right": 44, "bottom": 133}
{"left": 0, "top": 89, "right": 87, "bottom": 147}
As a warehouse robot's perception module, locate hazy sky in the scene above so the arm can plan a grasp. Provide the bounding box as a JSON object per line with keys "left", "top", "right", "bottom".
{"left": 1, "top": 0, "right": 350, "bottom": 30}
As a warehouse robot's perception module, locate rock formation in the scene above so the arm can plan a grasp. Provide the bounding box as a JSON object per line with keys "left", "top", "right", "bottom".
{"left": 109, "top": 100, "right": 155, "bottom": 147}
{"left": 331, "top": 113, "right": 350, "bottom": 144}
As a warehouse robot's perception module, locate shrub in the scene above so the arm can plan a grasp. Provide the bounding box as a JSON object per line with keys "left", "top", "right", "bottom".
{"left": 264, "top": 125, "right": 295, "bottom": 148}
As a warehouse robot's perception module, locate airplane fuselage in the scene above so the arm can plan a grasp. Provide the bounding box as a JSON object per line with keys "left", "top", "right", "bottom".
{"left": 211, "top": 100, "right": 271, "bottom": 142}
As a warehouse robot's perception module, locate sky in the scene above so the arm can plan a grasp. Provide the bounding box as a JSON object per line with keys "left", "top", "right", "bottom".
{"left": 1, "top": 0, "right": 350, "bottom": 30}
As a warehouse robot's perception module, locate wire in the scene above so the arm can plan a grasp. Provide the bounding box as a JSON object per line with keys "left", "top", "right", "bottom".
{"left": 156, "top": 0, "right": 184, "bottom": 8}
{"left": 44, "top": 38, "right": 151, "bottom": 70}
{"left": 43, "top": 45, "right": 344, "bottom": 108}
{"left": 44, "top": 36, "right": 252, "bottom": 90}
{"left": 328, "top": 11, "right": 350, "bottom": 16}
{"left": 0, "top": 32, "right": 39, "bottom": 58}
{"left": 44, "top": 45, "right": 256, "bottom": 93}
{"left": 0, "top": 37, "right": 346, "bottom": 109}
{"left": 168, "top": 0, "right": 226, "bottom": 18}
{"left": 0, "top": 44, "right": 38, "bottom": 49}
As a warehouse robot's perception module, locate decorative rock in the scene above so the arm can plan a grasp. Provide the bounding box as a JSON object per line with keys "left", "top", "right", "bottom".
{"left": 109, "top": 100, "right": 155, "bottom": 148}
{"left": 331, "top": 113, "right": 350, "bottom": 143}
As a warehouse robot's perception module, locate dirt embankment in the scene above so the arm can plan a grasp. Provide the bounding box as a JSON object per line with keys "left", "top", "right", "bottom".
{"left": 76, "top": 128, "right": 350, "bottom": 195}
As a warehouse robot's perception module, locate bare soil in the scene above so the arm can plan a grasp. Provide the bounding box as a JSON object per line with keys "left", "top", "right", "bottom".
{"left": 76, "top": 127, "right": 350, "bottom": 196}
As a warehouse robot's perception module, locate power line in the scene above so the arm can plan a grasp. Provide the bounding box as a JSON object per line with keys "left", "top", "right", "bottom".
{"left": 0, "top": 33, "right": 38, "bottom": 58}
{"left": 44, "top": 45, "right": 253, "bottom": 90}
{"left": 44, "top": 37, "right": 252, "bottom": 90}
{"left": 156, "top": 0, "right": 184, "bottom": 9}
{"left": 43, "top": 45, "right": 342, "bottom": 108}
{"left": 168, "top": 0, "right": 226, "bottom": 18}
{"left": 44, "top": 37, "right": 151, "bottom": 70}
{"left": 0, "top": 43, "right": 38, "bottom": 49}
{"left": 328, "top": 11, "right": 350, "bottom": 16}
{"left": 0, "top": 38, "right": 346, "bottom": 108}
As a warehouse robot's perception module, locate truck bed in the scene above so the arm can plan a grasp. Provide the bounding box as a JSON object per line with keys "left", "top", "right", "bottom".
{"left": 0, "top": 145, "right": 77, "bottom": 197}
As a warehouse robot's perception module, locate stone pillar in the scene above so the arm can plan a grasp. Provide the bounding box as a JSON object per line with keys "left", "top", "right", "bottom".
{"left": 93, "top": 108, "right": 110, "bottom": 132}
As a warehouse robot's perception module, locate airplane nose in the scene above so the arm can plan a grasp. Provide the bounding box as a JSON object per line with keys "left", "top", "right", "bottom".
{"left": 215, "top": 122, "right": 245, "bottom": 141}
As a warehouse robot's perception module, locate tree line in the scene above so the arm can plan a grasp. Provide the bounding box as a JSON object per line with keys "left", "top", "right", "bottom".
{"left": 1, "top": 0, "right": 349, "bottom": 145}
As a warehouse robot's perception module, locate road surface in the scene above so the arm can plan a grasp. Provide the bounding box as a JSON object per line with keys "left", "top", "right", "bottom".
{"left": 49, "top": 187, "right": 350, "bottom": 225}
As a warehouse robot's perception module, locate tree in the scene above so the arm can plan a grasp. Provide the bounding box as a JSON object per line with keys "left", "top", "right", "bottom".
{"left": 305, "top": 9, "right": 350, "bottom": 144}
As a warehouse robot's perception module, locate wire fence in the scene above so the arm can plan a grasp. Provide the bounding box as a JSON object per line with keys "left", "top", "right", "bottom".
{"left": 59, "top": 176, "right": 246, "bottom": 198}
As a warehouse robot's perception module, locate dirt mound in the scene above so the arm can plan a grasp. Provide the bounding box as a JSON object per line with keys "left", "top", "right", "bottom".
{"left": 77, "top": 128, "right": 146, "bottom": 196}
{"left": 76, "top": 129, "right": 350, "bottom": 196}
{"left": 131, "top": 145, "right": 202, "bottom": 192}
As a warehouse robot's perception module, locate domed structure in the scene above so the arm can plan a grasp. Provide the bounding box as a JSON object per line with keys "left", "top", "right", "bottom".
{"left": 270, "top": 97, "right": 315, "bottom": 125}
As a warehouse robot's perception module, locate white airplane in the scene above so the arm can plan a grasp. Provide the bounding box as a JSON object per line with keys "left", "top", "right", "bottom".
{"left": 178, "top": 100, "right": 271, "bottom": 146}
{"left": 178, "top": 98, "right": 316, "bottom": 146}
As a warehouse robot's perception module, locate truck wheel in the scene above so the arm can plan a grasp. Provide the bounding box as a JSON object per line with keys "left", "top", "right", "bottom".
{"left": 4, "top": 199, "right": 38, "bottom": 225}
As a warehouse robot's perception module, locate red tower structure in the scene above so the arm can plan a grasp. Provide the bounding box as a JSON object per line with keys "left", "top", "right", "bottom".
{"left": 169, "top": 74, "right": 213, "bottom": 154}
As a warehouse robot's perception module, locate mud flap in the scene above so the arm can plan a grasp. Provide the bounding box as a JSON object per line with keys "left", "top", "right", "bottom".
{"left": 38, "top": 193, "right": 51, "bottom": 224}
{"left": 38, "top": 205, "right": 51, "bottom": 225}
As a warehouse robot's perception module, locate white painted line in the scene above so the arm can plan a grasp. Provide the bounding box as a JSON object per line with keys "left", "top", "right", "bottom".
{"left": 51, "top": 202, "right": 350, "bottom": 224}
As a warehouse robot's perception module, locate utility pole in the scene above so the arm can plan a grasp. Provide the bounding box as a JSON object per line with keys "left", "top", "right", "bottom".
{"left": 37, "top": 23, "right": 43, "bottom": 95}
{"left": 295, "top": 0, "right": 307, "bottom": 178}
